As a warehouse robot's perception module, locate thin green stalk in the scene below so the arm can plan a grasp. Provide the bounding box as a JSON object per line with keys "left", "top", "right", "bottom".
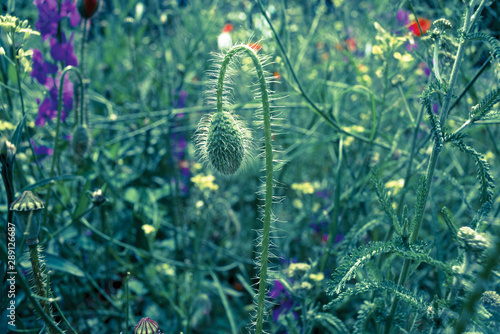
{"left": 384, "top": 2, "right": 478, "bottom": 333}
{"left": 320, "top": 136, "right": 342, "bottom": 272}
{"left": 10, "top": 28, "right": 45, "bottom": 178}
{"left": 49, "top": 66, "right": 84, "bottom": 178}
{"left": 43, "top": 66, "right": 84, "bottom": 227}
{"left": 126, "top": 272, "right": 130, "bottom": 334}
{"left": 215, "top": 44, "right": 273, "bottom": 334}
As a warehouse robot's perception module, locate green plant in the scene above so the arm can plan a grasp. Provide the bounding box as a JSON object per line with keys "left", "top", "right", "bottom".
{"left": 196, "top": 43, "right": 275, "bottom": 333}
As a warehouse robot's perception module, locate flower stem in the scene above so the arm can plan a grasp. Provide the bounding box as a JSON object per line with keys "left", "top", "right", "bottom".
{"left": 43, "top": 66, "right": 84, "bottom": 227}
{"left": 29, "top": 244, "right": 58, "bottom": 334}
{"left": 215, "top": 44, "right": 273, "bottom": 334}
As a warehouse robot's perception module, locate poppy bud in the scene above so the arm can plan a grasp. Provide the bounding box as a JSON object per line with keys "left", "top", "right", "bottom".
{"left": 71, "top": 125, "right": 91, "bottom": 160}
{"left": 205, "top": 111, "right": 245, "bottom": 175}
{"left": 78, "top": 0, "right": 99, "bottom": 19}
{"left": 10, "top": 191, "right": 45, "bottom": 245}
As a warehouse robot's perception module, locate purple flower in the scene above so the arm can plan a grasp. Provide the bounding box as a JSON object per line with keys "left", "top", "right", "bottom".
{"left": 397, "top": 9, "right": 410, "bottom": 26}
{"left": 50, "top": 33, "right": 78, "bottom": 66}
{"left": 269, "top": 280, "right": 287, "bottom": 299}
{"left": 34, "top": 0, "right": 61, "bottom": 41}
{"left": 406, "top": 40, "right": 418, "bottom": 52}
{"left": 35, "top": 74, "right": 74, "bottom": 126}
{"left": 60, "top": 0, "right": 80, "bottom": 27}
{"left": 432, "top": 103, "right": 440, "bottom": 115}
{"left": 31, "top": 139, "right": 53, "bottom": 162}
{"left": 269, "top": 280, "right": 299, "bottom": 324}
{"left": 175, "top": 91, "right": 188, "bottom": 109}
{"left": 31, "top": 49, "right": 58, "bottom": 85}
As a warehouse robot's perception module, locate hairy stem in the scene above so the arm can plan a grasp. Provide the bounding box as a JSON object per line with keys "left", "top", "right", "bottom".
{"left": 215, "top": 44, "right": 273, "bottom": 334}
{"left": 29, "top": 245, "right": 58, "bottom": 334}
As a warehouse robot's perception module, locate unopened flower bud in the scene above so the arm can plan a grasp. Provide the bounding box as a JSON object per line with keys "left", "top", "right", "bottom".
{"left": 78, "top": 0, "right": 99, "bottom": 19}
{"left": 71, "top": 125, "right": 91, "bottom": 160}
{"left": 205, "top": 111, "right": 245, "bottom": 175}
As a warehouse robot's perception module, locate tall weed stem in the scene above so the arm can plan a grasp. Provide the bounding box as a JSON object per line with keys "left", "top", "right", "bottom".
{"left": 384, "top": 1, "right": 481, "bottom": 332}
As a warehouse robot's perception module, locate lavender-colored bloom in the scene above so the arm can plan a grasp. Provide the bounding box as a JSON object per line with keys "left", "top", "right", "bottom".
{"left": 175, "top": 91, "right": 188, "bottom": 109}
{"left": 31, "top": 49, "right": 58, "bottom": 85}
{"left": 50, "top": 33, "right": 78, "bottom": 66}
{"left": 397, "top": 9, "right": 410, "bottom": 26}
{"left": 269, "top": 280, "right": 287, "bottom": 299}
{"left": 60, "top": 0, "right": 81, "bottom": 27}
{"left": 432, "top": 103, "right": 440, "bottom": 115}
{"left": 35, "top": 75, "right": 74, "bottom": 126}
{"left": 31, "top": 140, "right": 54, "bottom": 156}
{"left": 269, "top": 280, "right": 298, "bottom": 323}
{"left": 406, "top": 41, "right": 418, "bottom": 52}
{"left": 34, "top": 0, "right": 61, "bottom": 40}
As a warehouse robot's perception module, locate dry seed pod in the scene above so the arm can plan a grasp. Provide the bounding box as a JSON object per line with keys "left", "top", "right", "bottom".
{"left": 10, "top": 191, "right": 45, "bottom": 245}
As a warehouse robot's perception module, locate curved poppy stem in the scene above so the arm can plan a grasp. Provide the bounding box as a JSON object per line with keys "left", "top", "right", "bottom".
{"left": 216, "top": 44, "right": 273, "bottom": 334}
{"left": 49, "top": 65, "right": 84, "bottom": 178}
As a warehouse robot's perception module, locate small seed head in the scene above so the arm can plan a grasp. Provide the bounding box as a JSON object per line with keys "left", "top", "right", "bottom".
{"left": 10, "top": 191, "right": 45, "bottom": 245}
{"left": 204, "top": 111, "right": 245, "bottom": 175}
{"left": 134, "top": 317, "right": 161, "bottom": 334}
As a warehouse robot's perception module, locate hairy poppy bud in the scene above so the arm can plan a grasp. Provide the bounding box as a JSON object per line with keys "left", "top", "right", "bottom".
{"left": 78, "top": 0, "right": 99, "bottom": 19}
{"left": 71, "top": 125, "right": 91, "bottom": 160}
{"left": 205, "top": 111, "right": 245, "bottom": 175}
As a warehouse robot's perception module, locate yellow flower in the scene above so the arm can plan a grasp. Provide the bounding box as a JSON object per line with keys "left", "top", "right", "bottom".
{"left": 142, "top": 224, "right": 155, "bottom": 234}
{"left": 0, "top": 120, "right": 15, "bottom": 131}
{"left": 191, "top": 173, "right": 219, "bottom": 191}
{"left": 309, "top": 272, "right": 325, "bottom": 282}
{"left": 291, "top": 182, "right": 315, "bottom": 194}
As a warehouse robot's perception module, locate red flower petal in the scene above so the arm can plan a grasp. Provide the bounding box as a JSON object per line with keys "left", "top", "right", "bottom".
{"left": 222, "top": 23, "right": 233, "bottom": 33}
{"left": 408, "top": 18, "right": 431, "bottom": 37}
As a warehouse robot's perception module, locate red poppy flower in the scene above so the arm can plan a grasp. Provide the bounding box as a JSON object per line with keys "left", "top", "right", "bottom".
{"left": 346, "top": 37, "right": 356, "bottom": 52}
{"left": 222, "top": 23, "right": 233, "bottom": 33}
{"left": 408, "top": 18, "right": 431, "bottom": 37}
{"left": 248, "top": 42, "right": 262, "bottom": 51}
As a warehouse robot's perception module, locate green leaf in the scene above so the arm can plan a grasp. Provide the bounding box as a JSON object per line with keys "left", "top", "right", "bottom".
{"left": 371, "top": 168, "right": 402, "bottom": 236}
{"left": 314, "top": 312, "right": 349, "bottom": 334}
{"left": 21, "top": 253, "right": 84, "bottom": 277}
{"left": 10, "top": 116, "right": 25, "bottom": 149}
{"left": 72, "top": 180, "right": 92, "bottom": 219}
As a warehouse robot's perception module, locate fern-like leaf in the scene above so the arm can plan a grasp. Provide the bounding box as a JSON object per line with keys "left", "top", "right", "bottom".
{"left": 450, "top": 138, "right": 495, "bottom": 207}
{"left": 325, "top": 280, "right": 431, "bottom": 314}
{"left": 470, "top": 88, "right": 500, "bottom": 121}
{"left": 353, "top": 301, "right": 379, "bottom": 334}
{"left": 327, "top": 240, "right": 452, "bottom": 296}
{"left": 371, "top": 169, "right": 402, "bottom": 236}
{"left": 467, "top": 32, "right": 500, "bottom": 60}
{"left": 410, "top": 175, "right": 428, "bottom": 242}
{"left": 314, "top": 313, "right": 349, "bottom": 334}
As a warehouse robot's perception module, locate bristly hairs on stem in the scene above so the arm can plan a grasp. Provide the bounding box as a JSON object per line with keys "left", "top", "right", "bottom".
{"left": 195, "top": 42, "right": 282, "bottom": 334}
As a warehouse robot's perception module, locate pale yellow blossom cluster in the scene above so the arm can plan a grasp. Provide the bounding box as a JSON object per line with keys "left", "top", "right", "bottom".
{"left": 291, "top": 182, "right": 315, "bottom": 195}
{"left": 190, "top": 173, "right": 219, "bottom": 191}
